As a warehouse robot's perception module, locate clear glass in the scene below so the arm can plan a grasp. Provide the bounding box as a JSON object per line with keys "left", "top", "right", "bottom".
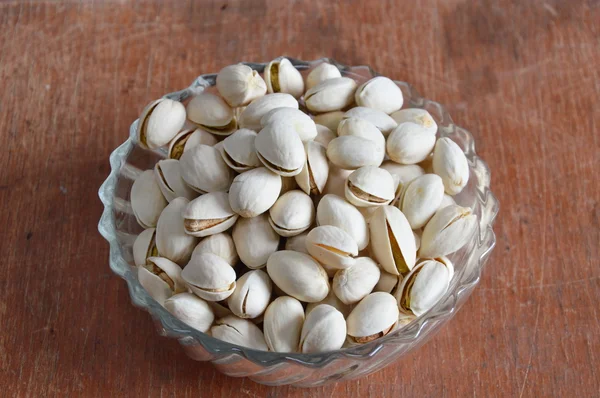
{"left": 98, "top": 57, "right": 499, "bottom": 387}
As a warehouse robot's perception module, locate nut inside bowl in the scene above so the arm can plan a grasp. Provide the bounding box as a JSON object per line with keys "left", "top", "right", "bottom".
{"left": 98, "top": 57, "right": 499, "bottom": 387}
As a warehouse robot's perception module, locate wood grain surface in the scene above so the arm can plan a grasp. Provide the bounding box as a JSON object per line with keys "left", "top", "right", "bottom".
{"left": 1, "top": 0, "right": 598, "bottom": 396}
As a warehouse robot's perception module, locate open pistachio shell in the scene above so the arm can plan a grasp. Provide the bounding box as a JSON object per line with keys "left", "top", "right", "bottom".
{"left": 137, "top": 98, "right": 186, "bottom": 149}
{"left": 131, "top": 170, "right": 167, "bottom": 228}
{"left": 399, "top": 174, "right": 445, "bottom": 230}
{"left": 333, "top": 257, "right": 381, "bottom": 305}
{"left": 164, "top": 292, "right": 215, "bottom": 333}
{"left": 316, "top": 194, "right": 369, "bottom": 251}
{"left": 229, "top": 167, "right": 282, "bottom": 218}
{"left": 354, "top": 76, "right": 403, "bottom": 114}
{"left": 255, "top": 120, "right": 306, "bottom": 177}
{"left": 264, "top": 58, "right": 305, "bottom": 98}
{"left": 344, "top": 166, "right": 395, "bottom": 207}
{"left": 346, "top": 292, "right": 399, "bottom": 344}
{"left": 419, "top": 205, "right": 478, "bottom": 258}
{"left": 239, "top": 93, "right": 298, "bottom": 131}
{"left": 155, "top": 197, "right": 198, "bottom": 265}
{"left": 343, "top": 106, "right": 398, "bottom": 137}
{"left": 182, "top": 192, "right": 239, "bottom": 238}
{"left": 295, "top": 141, "right": 329, "bottom": 196}
{"left": 216, "top": 63, "right": 267, "bottom": 107}
{"left": 180, "top": 144, "right": 234, "bottom": 193}
{"left": 432, "top": 137, "right": 470, "bottom": 196}
{"left": 138, "top": 256, "right": 186, "bottom": 306}
{"left": 306, "top": 62, "right": 342, "bottom": 90}
{"left": 306, "top": 225, "right": 358, "bottom": 270}
{"left": 390, "top": 108, "right": 437, "bottom": 136}
{"left": 154, "top": 159, "right": 198, "bottom": 202}
{"left": 386, "top": 122, "right": 436, "bottom": 165}
{"left": 395, "top": 259, "right": 450, "bottom": 317}
{"left": 191, "top": 233, "right": 238, "bottom": 266}
{"left": 233, "top": 214, "right": 280, "bottom": 269}
{"left": 220, "top": 128, "right": 261, "bottom": 172}
{"left": 227, "top": 269, "right": 272, "bottom": 319}
{"left": 133, "top": 228, "right": 158, "bottom": 266}
{"left": 299, "top": 304, "right": 346, "bottom": 353}
{"left": 260, "top": 107, "right": 318, "bottom": 142}
{"left": 210, "top": 315, "right": 268, "bottom": 351}
{"left": 263, "top": 296, "right": 305, "bottom": 353}
{"left": 186, "top": 92, "right": 236, "bottom": 136}
{"left": 268, "top": 190, "right": 315, "bottom": 237}
{"left": 168, "top": 128, "right": 218, "bottom": 160}
{"left": 181, "top": 252, "right": 236, "bottom": 302}
{"left": 305, "top": 77, "right": 358, "bottom": 113}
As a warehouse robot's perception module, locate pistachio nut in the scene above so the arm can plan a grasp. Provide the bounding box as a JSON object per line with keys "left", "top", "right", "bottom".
{"left": 210, "top": 315, "right": 268, "bottom": 351}
{"left": 239, "top": 93, "right": 298, "bottom": 131}
{"left": 131, "top": 170, "right": 167, "bottom": 228}
{"left": 432, "top": 137, "right": 470, "bottom": 195}
{"left": 395, "top": 259, "right": 450, "bottom": 317}
{"left": 186, "top": 92, "right": 237, "bottom": 135}
{"left": 280, "top": 176, "right": 299, "bottom": 195}
{"left": 345, "top": 166, "right": 395, "bottom": 207}
{"left": 438, "top": 194, "right": 457, "bottom": 211}
{"left": 398, "top": 174, "right": 445, "bottom": 229}
{"left": 227, "top": 269, "right": 272, "bottom": 319}
{"left": 346, "top": 292, "right": 399, "bottom": 344}
{"left": 154, "top": 159, "right": 198, "bottom": 202}
{"left": 164, "top": 292, "right": 215, "bottom": 333}
{"left": 216, "top": 63, "right": 267, "bottom": 107}
{"left": 306, "top": 62, "right": 342, "bottom": 90}
{"left": 337, "top": 117, "right": 386, "bottom": 165}
{"left": 369, "top": 205, "right": 416, "bottom": 275}
{"left": 182, "top": 191, "right": 239, "bottom": 237}
{"left": 255, "top": 120, "right": 306, "bottom": 177}
{"left": 322, "top": 166, "right": 353, "bottom": 197}
{"left": 333, "top": 257, "right": 381, "bottom": 305}
{"left": 316, "top": 194, "right": 369, "bottom": 251}
{"left": 191, "top": 232, "right": 238, "bottom": 266}
{"left": 327, "top": 136, "right": 384, "bottom": 170}
{"left": 305, "top": 77, "right": 358, "bottom": 113}
{"left": 133, "top": 228, "right": 158, "bottom": 266}
{"left": 268, "top": 190, "right": 315, "bottom": 237}
{"left": 306, "top": 225, "right": 358, "bottom": 270}
{"left": 138, "top": 256, "right": 186, "bottom": 306}
{"left": 390, "top": 108, "right": 437, "bottom": 136}
{"left": 266, "top": 250, "right": 330, "bottom": 302}
{"left": 137, "top": 98, "right": 186, "bottom": 149}
{"left": 155, "top": 197, "right": 198, "bottom": 265}
{"left": 233, "top": 214, "right": 280, "bottom": 269}
{"left": 263, "top": 296, "right": 305, "bottom": 352}
{"left": 299, "top": 304, "right": 346, "bottom": 353}
{"left": 219, "top": 128, "right": 261, "bottom": 172}
{"left": 168, "top": 128, "right": 217, "bottom": 160}
{"left": 284, "top": 231, "right": 310, "bottom": 254}
{"left": 264, "top": 58, "right": 305, "bottom": 98}
{"left": 386, "top": 122, "right": 436, "bottom": 165}
{"left": 180, "top": 144, "right": 234, "bottom": 193}
{"left": 295, "top": 141, "right": 329, "bottom": 195}
{"left": 343, "top": 106, "right": 398, "bottom": 137}
{"left": 380, "top": 161, "right": 425, "bottom": 202}
{"left": 354, "top": 76, "right": 403, "bottom": 114}
{"left": 313, "top": 111, "right": 345, "bottom": 132}
{"left": 419, "top": 205, "right": 477, "bottom": 258}
{"left": 373, "top": 270, "right": 400, "bottom": 294}
{"left": 260, "top": 107, "right": 317, "bottom": 142}
{"left": 181, "top": 252, "right": 236, "bottom": 301}
{"left": 228, "top": 167, "right": 282, "bottom": 218}
{"left": 305, "top": 289, "right": 353, "bottom": 318}
{"left": 313, "top": 124, "right": 336, "bottom": 147}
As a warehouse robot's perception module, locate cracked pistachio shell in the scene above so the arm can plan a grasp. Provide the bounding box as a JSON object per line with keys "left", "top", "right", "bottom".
{"left": 180, "top": 144, "right": 234, "bottom": 193}
{"left": 306, "top": 225, "right": 358, "bottom": 270}
{"left": 337, "top": 117, "right": 386, "bottom": 164}
{"left": 168, "top": 128, "right": 218, "bottom": 160}
{"left": 305, "top": 77, "right": 358, "bottom": 113}
{"left": 343, "top": 107, "right": 398, "bottom": 137}
{"left": 369, "top": 205, "right": 417, "bottom": 276}
{"left": 327, "top": 136, "right": 384, "bottom": 170}
{"left": 395, "top": 259, "right": 450, "bottom": 316}
{"left": 268, "top": 190, "right": 315, "bottom": 237}
{"left": 387, "top": 122, "right": 436, "bottom": 165}
{"left": 390, "top": 108, "right": 437, "bottom": 136}
{"left": 155, "top": 197, "right": 198, "bottom": 265}
{"left": 220, "top": 128, "right": 261, "bottom": 172}
{"left": 305, "top": 289, "right": 353, "bottom": 318}
{"left": 322, "top": 166, "right": 353, "bottom": 197}
{"left": 284, "top": 231, "right": 310, "bottom": 254}
{"left": 255, "top": 120, "right": 306, "bottom": 177}
{"left": 227, "top": 270, "right": 272, "bottom": 319}
{"left": 373, "top": 270, "right": 400, "bottom": 293}
{"left": 233, "top": 214, "right": 280, "bottom": 269}
{"left": 306, "top": 62, "right": 342, "bottom": 90}
{"left": 182, "top": 253, "right": 236, "bottom": 301}
{"left": 154, "top": 159, "right": 198, "bottom": 202}
{"left": 210, "top": 315, "right": 268, "bottom": 351}
{"left": 345, "top": 166, "right": 395, "bottom": 207}
{"left": 133, "top": 228, "right": 158, "bottom": 266}
{"left": 355, "top": 76, "right": 403, "bottom": 114}
{"left": 264, "top": 58, "right": 305, "bottom": 98}
{"left": 138, "top": 256, "right": 186, "bottom": 306}
{"left": 260, "top": 107, "right": 317, "bottom": 142}
{"left": 333, "top": 257, "right": 381, "bottom": 305}
{"left": 229, "top": 167, "right": 282, "bottom": 218}
{"left": 346, "top": 292, "right": 399, "bottom": 343}
{"left": 295, "top": 141, "right": 329, "bottom": 195}
{"left": 299, "top": 304, "right": 346, "bottom": 353}
{"left": 264, "top": 296, "right": 305, "bottom": 352}
{"left": 419, "top": 205, "right": 477, "bottom": 258}
{"left": 399, "top": 174, "right": 445, "bottom": 230}
{"left": 432, "top": 137, "right": 470, "bottom": 195}
{"left": 216, "top": 63, "right": 267, "bottom": 107}
{"left": 192, "top": 233, "right": 238, "bottom": 266}
{"left": 182, "top": 192, "right": 239, "bottom": 238}
{"left": 314, "top": 124, "right": 336, "bottom": 147}
{"left": 137, "top": 98, "right": 187, "bottom": 149}
{"left": 380, "top": 161, "right": 426, "bottom": 201}
{"left": 164, "top": 293, "right": 215, "bottom": 333}
{"left": 316, "top": 194, "right": 369, "bottom": 251}
{"left": 131, "top": 170, "right": 167, "bottom": 228}
{"left": 239, "top": 93, "right": 298, "bottom": 131}
{"left": 266, "top": 251, "right": 330, "bottom": 302}
{"left": 313, "top": 111, "right": 345, "bottom": 132}
{"left": 186, "top": 92, "right": 236, "bottom": 135}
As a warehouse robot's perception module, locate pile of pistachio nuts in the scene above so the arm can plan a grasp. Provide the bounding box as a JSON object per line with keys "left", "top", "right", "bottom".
{"left": 131, "top": 58, "right": 477, "bottom": 353}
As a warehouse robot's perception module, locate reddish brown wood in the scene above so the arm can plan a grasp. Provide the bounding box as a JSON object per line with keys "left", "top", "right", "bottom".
{"left": 0, "top": 0, "right": 598, "bottom": 396}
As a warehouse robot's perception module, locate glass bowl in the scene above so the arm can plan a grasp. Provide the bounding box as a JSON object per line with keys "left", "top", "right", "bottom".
{"left": 98, "top": 57, "right": 499, "bottom": 387}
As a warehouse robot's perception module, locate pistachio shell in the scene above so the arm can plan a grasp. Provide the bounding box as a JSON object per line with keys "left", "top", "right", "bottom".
{"left": 263, "top": 296, "right": 305, "bottom": 352}
{"left": 343, "top": 107, "right": 398, "bottom": 136}
{"left": 210, "top": 315, "right": 268, "bottom": 350}
{"left": 138, "top": 266, "right": 172, "bottom": 306}
{"left": 380, "top": 161, "right": 426, "bottom": 201}
{"left": 216, "top": 63, "right": 267, "bottom": 107}
{"left": 182, "top": 192, "right": 239, "bottom": 237}
{"left": 346, "top": 292, "right": 399, "bottom": 343}
{"left": 395, "top": 259, "right": 450, "bottom": 317}
{"left": 419, "top": 205, "right": 477, "bottom": 258}
{"left": 280, "top": 176, "right": 299, "bottom": 195}
{"left": 305, "top": 77, "right": 358, "bottom": 113}
{"left": 306, "top": 62, "right": 342, "bottom": 90}
{"left": 181, "top": 252, "right": 236, "bottom": 301}
{"left": 266, "top": 250, "right": 330, "bottom": 302}
{"left": 133, "top": 228, "right": 157, "bottom": 266}
{"left": 180, "top": 144, "right": 235, "bottom": 193}
{"left": 284, "top": 231, "right": 310, "bottom": 254}
{"left": 220, "top": 128, "right": 261, "bottom": 172}
{"left": 206, "top": 300, "right": 233, "bottom": 319}
{"left": 316, "top": 194, "right": 369, "bottom": 251}
{"left": 138, "top": 256, "right": 186, "bottom": 305}
{"left": 313, "top": 111, "right": 345, "bottom": 132}
{"left": 373, "top": 270, "right": 400, "bottom": 293}
{"left": 137, "top": 98, "right": 186, "bottom": 149}
{"left": 239, "top": 93, "right": 299, "bottom": 131}
{"left": 390, "top": 108, "right": 437, "bottom": 135}
{"left": 399, "top": 174, "right": 445, "bottom": 229}
{"left": 155, "top": 197, "right": 198, "bottom": 265}
{"left": 255, "top": 120, "right": 306, "bottom": 176}
{"left": 260, "top": 107, "right": 317, "bottom": 142}
{"left": 413, "top": 230, "right": 421, "bottom": 251}
{"left": 354, "top": 76, "right": 403, "bottom": 114}
{"left": 233, "top": 214, "right": 280, "bottom": 269}
{"left": 313, "top": 124, "right": 336, "bottom": 147}
{"left": 191, "top": 232, "right": 238, "bottom": 266}
{"left": 264, "top": 58, "right": 304, "bottom": 98}
{"left": 186, "top": 92, "right": 236, "bottom": 135}
{"left": 333, "top": 257, "right": 381, "bottom": 305}
{"left": 419, "top": 256, "right": 455, "bottom": 282}
{"left": 229, "top": 167, "right": 282, "bottom": 218}
{"left": 327, "top": 136, "right": 384, "bottom": 170}
{"left": 438, "top": 194, "right": 457, "bottom": 211}
{"left": 164, "top": 292, "right": 215, "bottom": 333}
{"left": 168, "top": 128, "right": 218, "bottom": 160}
{"left": 227, "top": 270, "right": 272, "bottom": 319}
{"left": 131, "top": 170, "right": 167, "bottom": 228}
{"left": 432, "top": 137, "right": 470, "bottom": 195}
{"left": 344, "top": 166, "right": 395, "bottom": 207}
{"left": 268, "top": 190, "right": 315, "bottom": 237}
{"left": 299, "top": 304, "right": 346, "bottom": 353}
{"left": 386, "top": 122, "right": 436, "bottom": 165}
{"left": 305, "top": 289, "right": 353, "bottom": 318}
{"left": 322, "top": 166, "right": 353, "bottom": 197}
{"left": 306, "top": 225, "right": 358, "bottom": 270}
{"left": 337, "top": 117, "right": 386, "bottom": 165}
{"left": 154, "top": 159, "right": 198, "bottom": 202}
{"left": 295, "top": 141, "right": 329, "bottom": 195}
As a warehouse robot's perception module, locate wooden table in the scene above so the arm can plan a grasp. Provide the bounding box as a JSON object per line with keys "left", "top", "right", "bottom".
{"left": 1, "top": 0, "right": 598, "bottom": 396}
